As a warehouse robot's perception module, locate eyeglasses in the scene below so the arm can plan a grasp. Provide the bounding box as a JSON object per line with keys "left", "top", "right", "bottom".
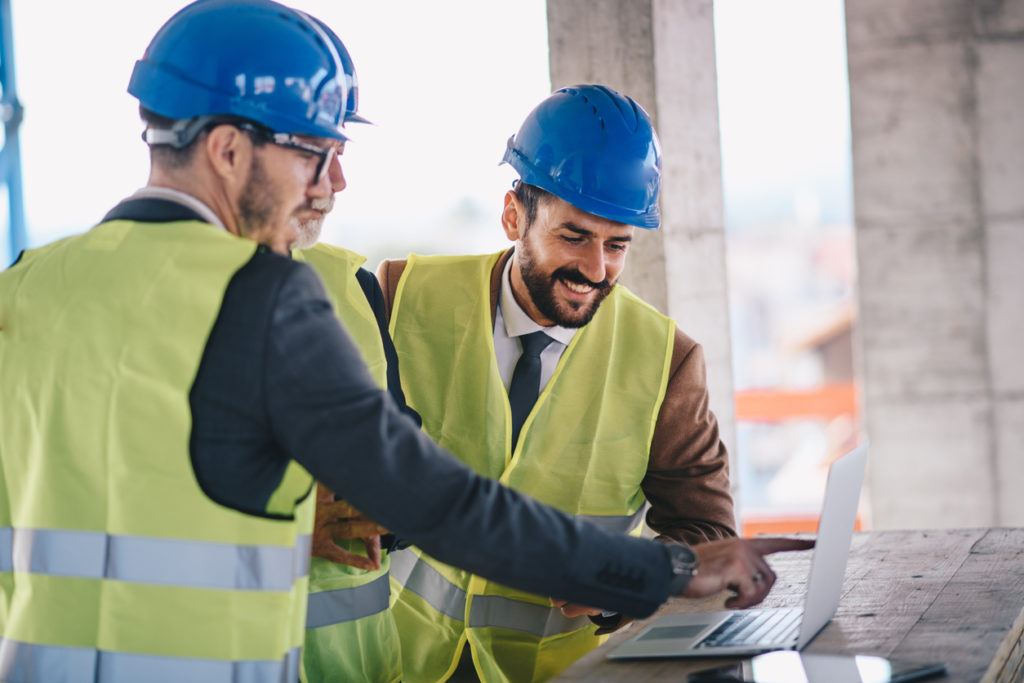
{"left": 237, "top": 122, "right": 337, "bottom": 185}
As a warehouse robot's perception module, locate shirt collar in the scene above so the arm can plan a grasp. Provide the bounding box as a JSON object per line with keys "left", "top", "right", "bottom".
{"left": 499, "top": 252, "right": 577, "bottom": 346}
{"left": 127, "top": 187, "right": 226, "bottom": 231}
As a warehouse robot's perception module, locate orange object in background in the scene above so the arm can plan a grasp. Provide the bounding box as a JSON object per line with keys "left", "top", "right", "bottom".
{"left": 734, "top": 382, "right": 863, "bottom": 536}
{"left": 741, "top": 513, "right": 863, "bottom": 537}
{"left": 734, "top": 383, "right": 857, "bottom": 422}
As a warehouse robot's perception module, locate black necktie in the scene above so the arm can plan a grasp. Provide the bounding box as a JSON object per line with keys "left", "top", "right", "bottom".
{"left": 508, "top": 331, "right": 554, "bottom": 450}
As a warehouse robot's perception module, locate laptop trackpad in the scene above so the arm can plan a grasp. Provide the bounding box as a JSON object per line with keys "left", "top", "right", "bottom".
{"left": 637, "top": 624, "right": 710, "bottom": 641}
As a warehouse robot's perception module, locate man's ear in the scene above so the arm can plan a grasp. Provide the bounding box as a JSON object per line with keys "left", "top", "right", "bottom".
{"left": 204, "top": 124, "right": 251, "bottom": 188}
{"left": 501, "top": 190, "right": 524, "bottom": 242}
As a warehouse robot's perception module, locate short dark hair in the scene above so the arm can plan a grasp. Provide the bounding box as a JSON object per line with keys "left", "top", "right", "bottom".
{"left": 139, "top": 106, "right": 267, "bottom": 169}
{"left": 139, "top": 106, "right": 200, "bottom": 169}
{"left": 512, "top": 181, "right": 554, "bottom": 227}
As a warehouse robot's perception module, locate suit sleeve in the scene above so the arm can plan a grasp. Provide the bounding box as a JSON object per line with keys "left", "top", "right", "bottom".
{"left": 265, "top": 262, "right": 678, "bottom": 617}
{"left": 643, "top": 330, "right": 737, "bottom": 544}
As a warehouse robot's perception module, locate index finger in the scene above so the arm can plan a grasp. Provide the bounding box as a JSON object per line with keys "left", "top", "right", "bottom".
{"left": 362, "top": 535, "right": 381, "bottom": 569}
{"left": 312, "top": 540, "right": 379, "bottom": 571}
{"left": 748, "top": 537, "right": 816, "bottom": 555}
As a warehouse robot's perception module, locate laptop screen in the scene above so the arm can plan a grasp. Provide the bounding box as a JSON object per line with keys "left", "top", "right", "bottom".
{"left": 795, "top": 442, "right": 868, "bottom": 648}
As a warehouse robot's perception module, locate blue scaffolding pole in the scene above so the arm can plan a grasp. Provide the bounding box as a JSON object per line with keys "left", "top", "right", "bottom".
{"left": 1, "top": 0, "right": 26, "bottom": 265}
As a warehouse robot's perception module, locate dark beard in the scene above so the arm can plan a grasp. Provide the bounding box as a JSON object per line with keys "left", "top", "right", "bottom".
{"left": 518, "top": 244, "right": 613, "bottom": 328}
{"left": 237, "top": 153, "right": 276, "bottom": 236}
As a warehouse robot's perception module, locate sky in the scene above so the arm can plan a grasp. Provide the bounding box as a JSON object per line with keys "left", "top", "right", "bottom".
{"left": 4, "top": 0, "right": 551, "bottom": 265}
{"left": 714, "top": 0, "right": 852, "bottom": 230}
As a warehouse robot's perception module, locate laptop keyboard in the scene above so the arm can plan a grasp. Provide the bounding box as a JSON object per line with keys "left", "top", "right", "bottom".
{"left": 695, "top": 607, "right": 802, "bottom": 649}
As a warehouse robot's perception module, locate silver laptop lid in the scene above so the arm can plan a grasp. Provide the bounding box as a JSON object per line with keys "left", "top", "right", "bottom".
{"left": 795, "top": 442, "right": 868, "bottom": 648}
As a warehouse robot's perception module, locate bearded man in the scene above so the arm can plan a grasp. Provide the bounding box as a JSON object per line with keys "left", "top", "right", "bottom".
{"left": 377, "top": 85, "right": 737, "bottom": 683}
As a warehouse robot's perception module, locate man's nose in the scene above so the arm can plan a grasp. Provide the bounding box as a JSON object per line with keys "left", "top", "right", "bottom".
{"left": 309, "top": 154, "right": 345, "bottom": 197}
{"left": 577, "top": 243, "right": 607, "bottom": 284}
{"left": 328, "top": 154, "right": 346, "bottom": 193}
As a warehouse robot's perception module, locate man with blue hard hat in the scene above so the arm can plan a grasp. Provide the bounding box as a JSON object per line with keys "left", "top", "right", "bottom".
{"left": 0, "top": 3, "right": 812, "bottom": 681}
{"left": 139, "top": 6, "right": 417, "bottom": 681}
{"left": 285, "top": 12, "right": 417, "bottom": 683}
{"left": 377, "top": 85, "right": 739, "bottom": 682}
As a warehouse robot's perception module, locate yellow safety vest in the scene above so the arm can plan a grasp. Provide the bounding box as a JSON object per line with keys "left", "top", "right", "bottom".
{"left": 388, "top": 252, "right": 675, "bottom": 683}
{"left": 293, "top": 244, "right": 401, "bottom": 683}
{"left": 0, "top": 220, "right": 314, "bottom": 681}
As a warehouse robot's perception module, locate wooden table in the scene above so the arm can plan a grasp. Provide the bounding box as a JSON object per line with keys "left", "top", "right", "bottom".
{"left": 554, "top": 528, "right": 1024, "bottom": 682}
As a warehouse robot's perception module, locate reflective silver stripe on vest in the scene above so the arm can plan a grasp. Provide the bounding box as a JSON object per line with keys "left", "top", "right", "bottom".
{"left": 468, "top": 595, "right": 592, "bottom": 638}
{"left": 388, "top": 510, "right": 643, "bottom": 626}
{"left": 1, "top": 527, "right": 311, "bottom": 591}
{"left": 577, "top": 507, "right": 646, "bottom": 534}
{"left": 306, "top": 572, "right": 391, "bottom": 629}
{"left": 0, "top": 638, "right": 300, "bottom": 683}
{"left": 293, "top": 533, "right": 313, "bottom": 581}
{"left": 389, "top": 549, "right": 467, "bottom": 621}
{"left": 0, "top": 527, "right": 11, "bottom": 571}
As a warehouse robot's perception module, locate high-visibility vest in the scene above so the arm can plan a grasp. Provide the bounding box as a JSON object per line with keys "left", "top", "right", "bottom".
{"left": 0, "top": 219, "right": 315, "bottom": 682}
{"left": 294, "top": 244, "right": 401, "bottom": 683}
{"left": 387, "top": 252, "right": 674, "bottom": 683}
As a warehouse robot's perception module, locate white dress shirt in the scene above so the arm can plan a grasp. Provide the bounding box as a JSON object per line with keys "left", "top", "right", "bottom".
{"left": 126, "top": 186, "right": 227, "bottom": 231}
{"left": 493, "top": 255, "right": 577, "bottom": 392}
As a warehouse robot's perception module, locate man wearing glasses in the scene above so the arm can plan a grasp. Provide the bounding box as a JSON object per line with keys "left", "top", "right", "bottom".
{"left": 287, "top": 18, "right": 421, "bottom": 682}
{"left": 0, "top": 1, "right": 811, "bottom": 681}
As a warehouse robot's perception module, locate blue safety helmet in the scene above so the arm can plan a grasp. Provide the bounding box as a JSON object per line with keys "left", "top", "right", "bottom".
{"left": 501, "top": 85, "right": 662, "bottom": 230}
{"left": 128, "top": 0, "right": 351, "bottom": 143}
{"left": 297, "top": 11, "right": 370, "bottom": 124}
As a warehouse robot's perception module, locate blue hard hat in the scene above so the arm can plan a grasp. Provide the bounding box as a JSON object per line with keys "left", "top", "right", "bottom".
{"left": 298, "top": 12, "right": 370, "bottom": 125}
{"left": 128, "top": 0, "right": 350, "bottom": 141}
{"left": 501, "top": 85, "right": 662, "bottom": 230}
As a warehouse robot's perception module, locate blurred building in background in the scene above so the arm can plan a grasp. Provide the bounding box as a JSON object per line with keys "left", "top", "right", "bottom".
{"left": 545, "top": 0, "right": 1024, "bottom": 535}
{"left": 715, "top": 0, "right": 861, "bottom": 534}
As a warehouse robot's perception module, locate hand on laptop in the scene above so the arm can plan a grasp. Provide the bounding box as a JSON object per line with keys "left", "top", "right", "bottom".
{"left": 684, "top": 537, "right": 816, "bottom": 609}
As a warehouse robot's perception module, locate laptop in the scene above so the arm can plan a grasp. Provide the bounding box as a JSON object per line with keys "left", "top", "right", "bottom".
{"left": 608, "top": 442, "right": 868, "bottom": 660}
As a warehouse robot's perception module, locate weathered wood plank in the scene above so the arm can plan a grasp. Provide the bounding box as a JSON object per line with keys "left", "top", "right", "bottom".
{"left": 898, "top": 528, "right": 1024, "bottom": 681}
{"left": 983, "top": 604, "right": 1024, "bottom": 683}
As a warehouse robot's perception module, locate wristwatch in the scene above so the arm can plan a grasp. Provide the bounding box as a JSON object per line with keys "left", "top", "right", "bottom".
{"left": 667, "top": 542, "right": 699, "bottom": 595}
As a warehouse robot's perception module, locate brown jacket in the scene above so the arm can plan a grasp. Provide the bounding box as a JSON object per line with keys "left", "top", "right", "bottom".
{"left": 376, "top": 249, "right": 735, "bottom": 545}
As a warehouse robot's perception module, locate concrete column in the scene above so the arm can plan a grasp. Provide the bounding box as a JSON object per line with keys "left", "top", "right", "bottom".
{"left": 846, "top": 0, "right": 1024, "bottom": 527}
{"left": 546, "top": 1, "right": 737, "bottom": 470}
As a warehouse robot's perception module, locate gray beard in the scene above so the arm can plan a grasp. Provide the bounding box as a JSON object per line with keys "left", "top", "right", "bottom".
{"left": 290, "top": 196, "right": 335, "bottom": 250}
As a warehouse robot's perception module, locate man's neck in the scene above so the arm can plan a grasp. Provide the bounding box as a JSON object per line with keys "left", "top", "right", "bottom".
{"left": 130, "top": 186, "right": 226, "bottom": 230}
{"left": 146, "top": 161, "right": 240, "bottom": 237}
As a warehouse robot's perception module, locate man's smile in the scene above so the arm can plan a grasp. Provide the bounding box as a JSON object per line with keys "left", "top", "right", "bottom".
{"left": 562, "top": 279, "right": 594, "bottom": 295}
